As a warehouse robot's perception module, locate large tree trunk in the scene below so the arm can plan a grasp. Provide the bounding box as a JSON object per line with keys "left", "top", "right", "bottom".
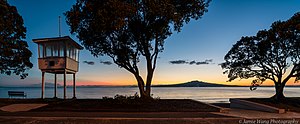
{"left": 134, "top": 74, "right": 152, "bottom": 100}
{"left": 145, "top": 69, "right": 154, "bottom": 96}
{"left": 272, "top": 84, "right": 285, "bottom": 101}
{"left": 144, "top": 54, "right": 156, "bottom": 99}
{"left": 135, "top": 74, "right": 146, "bottom": 97}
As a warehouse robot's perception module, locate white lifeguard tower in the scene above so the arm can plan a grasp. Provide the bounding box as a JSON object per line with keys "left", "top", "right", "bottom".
{"left": 33, "top": 36, "right": 83, "bottom": 99}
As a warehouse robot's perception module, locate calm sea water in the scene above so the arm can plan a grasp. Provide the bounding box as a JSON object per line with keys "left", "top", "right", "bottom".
{"left": 1, "top": 87, "right": 299, "bottom": 103}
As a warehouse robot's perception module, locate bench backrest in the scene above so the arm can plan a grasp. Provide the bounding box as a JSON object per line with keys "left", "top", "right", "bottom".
{"left": 8, "top": 91, "right": 25, "bottom": 95}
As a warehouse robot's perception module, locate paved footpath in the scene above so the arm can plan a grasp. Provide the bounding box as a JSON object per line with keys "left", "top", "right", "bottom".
{"left": 213, "top": 108, "right": 300, "bottom": 119}
{"left": 0, "top": 116, "right": 242, "bottom": 124}
{"left": 0, "top": 110, "right": 300, "bottom": 124}
{"left": 0, "top": 104, "right": 300, "bottom": 124}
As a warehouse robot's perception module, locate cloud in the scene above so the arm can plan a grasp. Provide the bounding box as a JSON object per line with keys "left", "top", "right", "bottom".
{"left": 196, "top": 61, "right": 209, "bottom": 65}
{"left": 189, "top": 61, "right": 196, "bottom": 65}
{"left": 169, "top": 60, "right": 188, "bottom": 64}
{"left": 100, "top": 61, "right": 113, "bottom": 65}
{"left": 205, "top": 59, "right": 213, "bottom": 63}
{"left": 83, "top": 61, "right": 95, "bottom": 65}
{"left": 169, "top": 59, "right": 213, "bottom": 65}
{"left": 195, "top": 59, "right": 213, "bottom": 65}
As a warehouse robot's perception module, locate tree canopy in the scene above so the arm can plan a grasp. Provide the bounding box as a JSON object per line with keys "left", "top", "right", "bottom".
{"left": 222, "top": 12, "right": 300, "bottom": 100}
{"left": 65, "top": 0, "right": 210, "bottom": 98}
{"left": 0, "top": 0, "right": 32, "bottom": 79}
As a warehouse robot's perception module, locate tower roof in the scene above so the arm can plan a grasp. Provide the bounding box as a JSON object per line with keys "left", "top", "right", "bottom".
{"left": 33, "top": 36, "right": 83, "bottom": 49}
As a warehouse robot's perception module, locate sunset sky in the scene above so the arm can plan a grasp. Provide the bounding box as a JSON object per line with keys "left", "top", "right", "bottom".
{"left": 1, "top": 0, "right": 300, "bottom": 86}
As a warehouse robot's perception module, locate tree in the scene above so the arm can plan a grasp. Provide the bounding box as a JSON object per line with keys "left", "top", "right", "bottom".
{"left": 221, "top": 13, "right": 300, "bottom": 101}
{"left": 65, "top": 0, "right": 210, "bottom": 99}
{"left": 0, "top": 0, "right": 32, "bottom": 79}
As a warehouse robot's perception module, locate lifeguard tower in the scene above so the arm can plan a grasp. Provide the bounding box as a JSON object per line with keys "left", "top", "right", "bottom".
{"left": 33, "top": 36, "right": 83, "bottom": 99}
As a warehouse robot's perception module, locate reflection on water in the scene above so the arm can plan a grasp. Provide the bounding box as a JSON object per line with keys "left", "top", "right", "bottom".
{"left": 0, "top": 87, "right": 299, "bottom": 103}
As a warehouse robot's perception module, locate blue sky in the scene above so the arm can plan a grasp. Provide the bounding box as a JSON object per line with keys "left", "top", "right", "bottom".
{"left": 1, "top": 0, "right": 300, "bottom": 86}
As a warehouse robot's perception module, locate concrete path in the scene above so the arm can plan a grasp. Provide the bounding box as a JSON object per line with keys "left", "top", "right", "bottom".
{"left": 213, "top": 108, "right": 300, "bottom": 119}
{"left": 0, "top": 117, "right": 241, "bottom": 124}
{"left": 0, "top": 104, "right": 47, "bottom": 112}
{"left": 0, "top": 109, "right": 299, "bottom": 124}
{"left": 1, "top": 103, "right": 300, "bottom": 124}
{"left": 230, "top": 98, "right": 285, "bottom": 113}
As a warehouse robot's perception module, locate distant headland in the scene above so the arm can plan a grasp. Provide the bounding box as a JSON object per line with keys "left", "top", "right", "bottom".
{"left": 152, "top": 80, "right": 238, "bottom": 87}
{"left": 1, "top": 80, "right": 300, "bottom": 88}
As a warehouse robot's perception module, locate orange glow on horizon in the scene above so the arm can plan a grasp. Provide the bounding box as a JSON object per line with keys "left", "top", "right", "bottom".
{"left": 74, "top": 77, "right": 300, "bottom": 86}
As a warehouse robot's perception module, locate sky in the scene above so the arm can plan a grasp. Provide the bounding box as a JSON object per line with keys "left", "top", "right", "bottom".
{"left": 1, "top": 0, "right": 300, "bottom": 86}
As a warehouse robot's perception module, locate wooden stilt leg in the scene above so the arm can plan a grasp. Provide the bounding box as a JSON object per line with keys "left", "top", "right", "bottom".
{"left": 64, "top": 70, "right": 66, "bottom": 99}
{"left": 73, "top": 73, "right": 76, "bottom": 99}
{"left": 41, "top": 72, "right": 45, "bottom": 99}
{"left": 54, "top": 74, "right": 57, "bottom": 98}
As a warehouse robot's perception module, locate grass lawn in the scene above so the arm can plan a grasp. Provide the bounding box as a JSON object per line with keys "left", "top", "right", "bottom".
{"left": 0, "top": 98, "right": 220, "bottom": 112}
{"left": 245, "top": 97, "right": 300, "bottom": 112}
{"left": 0, "top": 98, "right": 47, "bottom": 108}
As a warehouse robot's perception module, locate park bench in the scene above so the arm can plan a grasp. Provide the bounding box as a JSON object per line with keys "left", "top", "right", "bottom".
{"left": 8, "top": 91, "right": 27, "bottom": 98}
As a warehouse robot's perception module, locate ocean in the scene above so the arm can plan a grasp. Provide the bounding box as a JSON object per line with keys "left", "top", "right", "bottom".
{"left": 1, "top": 87, "right": 299, "bottom": 103}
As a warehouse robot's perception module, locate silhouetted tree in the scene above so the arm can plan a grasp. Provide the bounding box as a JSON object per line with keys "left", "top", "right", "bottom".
{"left": 222, "top": 13, "right": 300, "bottom": 101}
{"left": 65, "top": 0, "right": 210, "bottom": 99}
{"left": 0, "top": 0, "right": 32, "bottom": 79}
